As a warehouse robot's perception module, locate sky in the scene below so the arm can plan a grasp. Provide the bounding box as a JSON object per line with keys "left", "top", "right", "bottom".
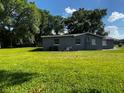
{"left": 29, "top": 0, "right": 124, "bottom": 39}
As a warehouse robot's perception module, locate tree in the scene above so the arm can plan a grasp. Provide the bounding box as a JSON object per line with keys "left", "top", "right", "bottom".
{"left": 38, "top": 10, "right": 53, "bottom": 35}
{"left": 0, "top": 0, "right": 41, "bottom": 47}
{"left": 35, "top": 10, "right": 53, "bottom": 45}
{"left": 52, "top": 16, "right": 65, "bottom": 35}
{"left": 0, "top": 28, "right": 11, "bottom": 48}
{"left": 15, "top": 2, "right": 41, "bottom": 46}
{"left": 65, "top": 8, "right": 107, "bottom": 36}
{"left": 39, "top": 10, "right": 65, "bottom": 35}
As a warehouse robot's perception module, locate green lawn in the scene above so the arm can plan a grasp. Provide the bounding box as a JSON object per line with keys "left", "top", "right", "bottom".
{"left": 0, "top": 48, "right": 124, "bottom": 93}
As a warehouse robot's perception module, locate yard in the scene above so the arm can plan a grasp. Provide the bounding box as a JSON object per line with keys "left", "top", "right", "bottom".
{"left": 0, "top": 48, "right": 124, "bottom": 93}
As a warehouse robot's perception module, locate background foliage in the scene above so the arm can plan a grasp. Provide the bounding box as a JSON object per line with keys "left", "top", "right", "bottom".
{"left": 0, "top": 0, "right": 107, "bottom": 48}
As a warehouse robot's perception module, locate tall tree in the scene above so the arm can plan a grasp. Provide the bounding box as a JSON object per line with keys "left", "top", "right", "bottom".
{"left": 35, "top": 10, "right": 65, "bottom": 45}
{"left": 0, "top": 0, "right": 41, "bottom": 47}
{"left": 35, "top": 10, "right": 53, "bottom": 45}
{"left": 15, "top": 2, "right": 41, "bottom": 45}
{"left": 39, "top": 10, "right": 65, "bottom": 35}
{"left": 52, "top": 16, "right": 65, "bottom": 35}
{"left": 65, "top": 8, "right": 107, "bottom": 36}
{"left": 39, "top": 10, "right": 53, "bottom": 35}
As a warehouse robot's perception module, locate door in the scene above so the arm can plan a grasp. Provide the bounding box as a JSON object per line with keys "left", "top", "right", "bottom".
{"left": 85, "top": 37, "right": 91, "bottom": 50}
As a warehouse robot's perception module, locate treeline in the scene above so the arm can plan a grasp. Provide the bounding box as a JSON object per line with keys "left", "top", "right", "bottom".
{"left": 0, "top": 0, "right": 107, "bottom": 48}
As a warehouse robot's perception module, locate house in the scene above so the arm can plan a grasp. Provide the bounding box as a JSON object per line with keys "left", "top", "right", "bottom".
{"left": 102, "top": 37, "right": 115, "bottom": 49}
{"left": 41, "top": 32, "right": 114, "bottom": 51}
{"left": 120, "top": 39, "right": 124, "bottom": 44}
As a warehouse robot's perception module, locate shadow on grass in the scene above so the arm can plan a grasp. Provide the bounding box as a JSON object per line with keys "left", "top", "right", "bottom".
{"left": 0, "top": 70, "right": 37, "bottom": 93}
{"left": 29, "top": 48, "right": 44, "bottom": 52}
{"left": 29, "top": 48, "right": 102, "bottom": 52}
{"left": 88, "top": 89, "right": 101, "bottom": 93}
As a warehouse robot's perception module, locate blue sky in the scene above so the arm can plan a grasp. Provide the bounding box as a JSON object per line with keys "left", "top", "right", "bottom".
{"left": 29, "top": 0, "right": 124, "bottom": 39}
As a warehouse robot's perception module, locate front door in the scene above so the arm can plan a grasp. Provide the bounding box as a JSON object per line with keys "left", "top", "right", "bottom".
{"left": 85, "top": 37, "right": 91, "bottom": 50}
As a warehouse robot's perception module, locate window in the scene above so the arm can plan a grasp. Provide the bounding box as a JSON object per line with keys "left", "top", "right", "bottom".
{"left": 86, "top": 37, "right": 90, "bottom": 42}
{"left": 92, "top": 39, "right": 96, "bottom": 45}
{"left": 54, "top": 39, "right": 60, "bottom": 45}
{"left": 75, "top": 39, "right": 81, "bottom": 45}
{"left": 102, "top": 40, "right": 107, "bottom": 46}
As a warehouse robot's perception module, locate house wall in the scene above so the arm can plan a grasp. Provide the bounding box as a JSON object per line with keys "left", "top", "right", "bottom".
{"left": 71, "top": 35, "right": 86, "bottom": 50}
{"left": 55, "top": 37, "right": 75, "bottom": 50}
{"left": 42, "top": 34, "right": 103, "bottom": 51}
{"left": 102, "top": 39, "right": 114, "bottom": 49}
{"left": 42, "top": 36, "right": 85, "bottom": 51}
{"left": 120, "top": 39, "right": 124, "bottom": 44}
{"left": 84, "top": 34, "right": 102, "bottom": 50}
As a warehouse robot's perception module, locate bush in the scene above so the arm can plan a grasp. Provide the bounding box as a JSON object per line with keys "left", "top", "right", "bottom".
{"left": 118, "top": 43, "right": 122, "bottom": 47}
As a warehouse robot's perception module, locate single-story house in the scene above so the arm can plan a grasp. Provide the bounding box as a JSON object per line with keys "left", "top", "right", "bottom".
{"left": 120, "top": 39, "right": 124, "bottom": 44}
{"left": 102, "top": 37, "right": 115, "bottom": 49}
{"left": 41, "top": 32, "right": 114, "bottom": 51}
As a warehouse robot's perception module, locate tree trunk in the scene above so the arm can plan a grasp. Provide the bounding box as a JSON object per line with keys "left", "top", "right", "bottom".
{"left": 9, "top": 27, "right": 13, "bottom": 48}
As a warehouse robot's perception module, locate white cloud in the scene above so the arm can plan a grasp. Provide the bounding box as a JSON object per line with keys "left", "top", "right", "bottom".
{"left": 65, "top": 7, "right": 76, "bottom": 14}
{"left": 120, "top": 35, "right": 124, "bottom": 39}
{"left": 105, "top": 26, "right": 120, "bottom": 39}
{"left": 108, "top": 12, "right": 124, "bottom": 22}
{"left": 62, "top": 13, "right": 69, "bottom": 18}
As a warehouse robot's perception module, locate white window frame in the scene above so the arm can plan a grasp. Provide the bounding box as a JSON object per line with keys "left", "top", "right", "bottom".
{"left": 54, "top": 38, "right": 60, "bottom": 45}
{"left": 87, "top": 37, "right": 90, "bottom": 42}
{"left": 75, "top": 39, "right": 81, "bottom": 45}
{"left": 91, "top": 39, "right": 96, "bottom": 45}
{"left": 102, "top": 40, "right": 107, "bottom": 46}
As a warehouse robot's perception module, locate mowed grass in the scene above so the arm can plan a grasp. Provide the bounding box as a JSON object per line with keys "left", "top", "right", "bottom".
{"left": 0, "top": 48, "right": 124, "bottom": 93}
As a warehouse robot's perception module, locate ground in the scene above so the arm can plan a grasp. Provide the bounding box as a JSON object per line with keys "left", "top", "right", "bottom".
{"left": 0, "top": 48, "right": 124, "bottom": 93}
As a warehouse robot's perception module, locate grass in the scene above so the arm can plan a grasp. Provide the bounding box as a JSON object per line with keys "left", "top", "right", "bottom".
{"left": 0, "top": 47, "right": 124, "bottom": 93}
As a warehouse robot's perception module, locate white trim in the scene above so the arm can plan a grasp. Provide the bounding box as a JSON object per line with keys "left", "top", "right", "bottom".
{"left": 54, "top": 38, "right": 60, "bottom": 45}
{"left": 76, "top": 44, "right": 81, "bottom": 45}
{"left": 54, "top": 44, "right": 60, "bottom": 46}
{"left": 91, "top": 39, "right": 96, "bottom": 45}
{"left": 102, "top": 40, "right": 107, "bottom": 46}
{"left": 75, "top": 39, "right": 81, "bottom": 45}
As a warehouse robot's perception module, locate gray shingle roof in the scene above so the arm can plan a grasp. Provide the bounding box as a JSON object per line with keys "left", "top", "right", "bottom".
{"left": 103, "top": 37, "right": 116, "bottom": 40}
{"left": 41, "top": 32, "right": 103, "bottom": 38}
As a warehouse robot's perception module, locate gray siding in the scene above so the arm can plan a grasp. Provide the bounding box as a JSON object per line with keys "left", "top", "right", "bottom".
{"left": 42, "top": 36, "right": 85, "bottom": 50}
{"left": 58, "top": 37, "right": 74, "bottom": 50}
{"left": 72, "top": 35, "right": 85, "bottom": 50}
{"left": 84, "top": 34, "right": 102, "bottom": 50}
{"left": 42, "top": 34, "right": 104, "bottom": 50}
{"left": 102, "top": 39, "right": 114, "bottom": 49}
{"left": 42, "top": 32, "right": 115, "bottom": 51}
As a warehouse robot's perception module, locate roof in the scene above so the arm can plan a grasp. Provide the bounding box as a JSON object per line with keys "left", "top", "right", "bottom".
{"left": 41, "top": 32, "right": 103, "bottom": 38}
{"left": 120, "top": 39, "right": 124, "bottom": 43}
{"left": 103, "top": 37, "right": 114, "bottom": 40}
{"left": 120, "top": 39, "right": 124, "bottom": 41}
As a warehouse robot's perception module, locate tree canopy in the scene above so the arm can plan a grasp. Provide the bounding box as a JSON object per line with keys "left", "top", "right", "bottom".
{"left": 65, "top": 8, "right": 107, "bottom": 36}
{"left": 0, "top": 0, "right": 41, "bottom": 47}
{"left": 0, "top": 1, "right": 107, "bottom": 48}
